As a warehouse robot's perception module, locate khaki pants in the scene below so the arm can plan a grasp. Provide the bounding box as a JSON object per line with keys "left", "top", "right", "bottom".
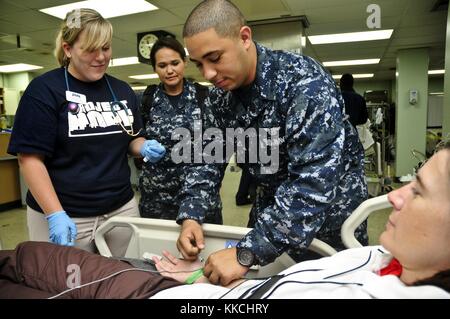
{"left": 27, "top": 197, "right": 139, "bottom": 257}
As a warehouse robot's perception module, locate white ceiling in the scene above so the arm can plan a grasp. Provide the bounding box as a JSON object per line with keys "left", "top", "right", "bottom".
{"left": 0, "top": 0, "right": 447, "bottom": 87}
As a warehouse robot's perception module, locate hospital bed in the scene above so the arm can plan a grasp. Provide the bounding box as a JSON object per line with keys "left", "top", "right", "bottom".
{"left": 95, "top": 217, "right": 337, "bottom": 278}
{"left": 341, "top": 194, "right": 392, "bottom": 248}
{"left": 95, "top": 195, "right": 392, "bottom": 278}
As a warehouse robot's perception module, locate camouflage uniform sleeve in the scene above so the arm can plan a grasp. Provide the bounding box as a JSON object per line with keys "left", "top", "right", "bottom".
{"left": 176, "top": 89, "right": 231, "bottom": 224}
{"left": 176, "top": 163, "right": 225, "bottom": 224}
{"left": 238, "top": 80, "right": 347, "bottom": 266}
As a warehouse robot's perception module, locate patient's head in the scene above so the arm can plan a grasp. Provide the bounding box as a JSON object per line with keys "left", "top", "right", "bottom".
{"left": 380, "top": 143, "right": 450, "bottom": 285}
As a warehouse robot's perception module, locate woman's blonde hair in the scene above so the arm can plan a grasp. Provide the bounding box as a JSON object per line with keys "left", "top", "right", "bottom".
{"left": 54, "top": 8, "right": 113, "bottom": 66}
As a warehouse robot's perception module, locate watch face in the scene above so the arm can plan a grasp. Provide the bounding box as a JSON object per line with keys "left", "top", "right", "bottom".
{"left": 237, "top": 248, "right": 254, "bottom": 267}
{"left": 139, "top": 34, "right": 158, "bottom": 59}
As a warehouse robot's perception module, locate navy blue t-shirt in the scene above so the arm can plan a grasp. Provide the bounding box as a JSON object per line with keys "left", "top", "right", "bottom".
{"left": 166, "top": 92, "right": 183, "bottom": 108}
{"left": 8, "top": 67, "right": 144, "bottom": 217}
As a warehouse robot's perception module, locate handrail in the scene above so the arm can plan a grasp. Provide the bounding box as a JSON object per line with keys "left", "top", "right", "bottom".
{"left": 341, "top": 194, "right": 392, "bottom": 248}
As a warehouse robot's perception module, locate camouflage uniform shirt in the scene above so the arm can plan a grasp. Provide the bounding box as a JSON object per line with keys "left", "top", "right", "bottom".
{"left": 177, "top": 44, "right": 368, "bottom": 265}
{"left": 139, "top": 80, "right": 224, "bottom": 224}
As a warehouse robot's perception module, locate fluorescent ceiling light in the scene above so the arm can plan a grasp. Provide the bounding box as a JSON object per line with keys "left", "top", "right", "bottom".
{"left": 198, "top": 82, "right": 213, "bottom": 86}
{"left": 131, "top": 86, "right": 147, "bottom": 90}
{"left": 184, "top": 48, "right": 189, "bottom": 56}
{"left": 428, "top": 69, "right": 445, "bottom": 75}
{"left": 332, "top": 73, "right": 374, "bottom": 79}
{"left": 309, "top": 29, "right": 393, "bottom": 45}
{"left": 109, "top": 57, "right": 139, "bottom": 67}
{"left": 40, "top": 0, "right": 158, "bottom": 19}
{"left": 323, "top": 58, "right": 380, "bottom": 67}
{"left": 0, "top": 63, "right": 43, "bottom": 73}
{"left": 429, "top": 92, "right": 444, "bottom": 95}
{"left": 129, "top": 74, "right": 159, "bottom": 80}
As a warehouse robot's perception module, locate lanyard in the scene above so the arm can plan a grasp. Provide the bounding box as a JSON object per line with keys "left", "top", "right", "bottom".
{"left": 64, "top": 67, "right": 141, "bottom": 136}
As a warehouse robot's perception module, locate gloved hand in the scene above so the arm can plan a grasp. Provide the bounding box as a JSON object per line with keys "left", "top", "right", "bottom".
{"left": 46, "top": 211, "right": 77, "bottom": 246}
{"left": 140, "top": 139, "right": 166, "bottom": 163}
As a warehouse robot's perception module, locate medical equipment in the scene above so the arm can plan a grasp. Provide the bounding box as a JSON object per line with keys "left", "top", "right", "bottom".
{"left": 142, "top": 252, "right": 162, "bottom": 262}
{"left": 47, "top": 265, "right": 203, "bottom": 299}
{"left": 185, "top": 268, "right": 204, "bottom": 284}
{"left": 63, "top": 67, "right": 141, "bottom": 137}
{"left": 95, "top": 217, "right": 338, "bottom": 279}
{"left": 363, "top": 101, "right": 393, "bottom": 197}
{"left": 409, "top": 89, "right": 418, "bottom": 105}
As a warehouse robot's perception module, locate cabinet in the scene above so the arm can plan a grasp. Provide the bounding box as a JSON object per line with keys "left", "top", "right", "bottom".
{"left": 0, "top": 133, "right": 21, "bottom": 211}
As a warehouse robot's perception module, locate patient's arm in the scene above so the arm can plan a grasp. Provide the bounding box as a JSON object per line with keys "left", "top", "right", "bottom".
{"left": 152, "top": 250, "right": 208, "bottom": 283}
{"left": 153, "top": 251, "right": 245, "bottom": 288}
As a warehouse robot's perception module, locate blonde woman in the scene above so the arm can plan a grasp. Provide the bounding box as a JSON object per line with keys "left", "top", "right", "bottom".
{"left": 7, "top": 8, "right": 165, "bottom": 256}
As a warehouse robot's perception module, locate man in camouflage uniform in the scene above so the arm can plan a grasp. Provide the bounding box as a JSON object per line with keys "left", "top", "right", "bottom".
{"left": 177, "top": 0, "right": 368, "bottom": 286}
{"left": 139, "top": 80, "right": 224, "bottom": 224}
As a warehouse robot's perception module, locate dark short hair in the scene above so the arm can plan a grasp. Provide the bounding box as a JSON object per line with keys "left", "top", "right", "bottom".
{"left": 183, "top": 0, "right": 246, "bottom": 38}
{"left": 339, "top": 73, "right": 354, "bottom": 90}
{"left": 150, "top": 36, "right": 186, "bottom": 69}
{"left": 414, "top": 269, "right": 450, "bottom": 293}
{"left": 439, "top": 138, "right": 450, "bottom": 184}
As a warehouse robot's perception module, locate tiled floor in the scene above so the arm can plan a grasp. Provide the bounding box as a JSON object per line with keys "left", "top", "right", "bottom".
{"left": 0, "top": 207, "right": 28, "bottom": 250}
{"left": 0, "top": 165, "right": 390, "bottom": 250}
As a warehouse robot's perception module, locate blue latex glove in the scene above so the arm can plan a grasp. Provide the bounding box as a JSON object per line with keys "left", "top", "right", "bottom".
{"left": 140, "top": 139, "right": 166, "bottom": 163}
{"left": 46, "top": 211, "right": 77, "bottom": 246}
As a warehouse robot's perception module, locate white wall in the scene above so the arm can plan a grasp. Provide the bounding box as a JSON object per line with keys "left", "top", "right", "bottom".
{"left": 3, "top": 72, "right": 32, "bottom": 115}
{"left": 343, "top": 78, "right": 443, "bottom": 104}
{"left": 4, "top": 72, "right": 32, "bottom": 91}
{"left": 443, "top": 6, "right": 450, "bottom": 137}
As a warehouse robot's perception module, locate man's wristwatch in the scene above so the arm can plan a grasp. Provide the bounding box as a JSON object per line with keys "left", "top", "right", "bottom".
{"left": 236, "top": 247, "right": 255, "bottom": 267}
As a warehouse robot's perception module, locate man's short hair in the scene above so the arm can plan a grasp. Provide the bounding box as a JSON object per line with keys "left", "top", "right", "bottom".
{"left": 183, "top": 0, "right": 246, "bottom": 38}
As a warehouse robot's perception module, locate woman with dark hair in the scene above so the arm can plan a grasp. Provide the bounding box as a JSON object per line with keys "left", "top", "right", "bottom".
{"left": 138, "top": 36, "right": 224, "bottom": 225}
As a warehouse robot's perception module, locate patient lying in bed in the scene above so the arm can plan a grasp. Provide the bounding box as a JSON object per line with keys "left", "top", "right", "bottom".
{"left": 1, "top": 145, "right": 449, "bottom": 298}
{"left": 0, "top": 240, "right": 448, "bottom": 299}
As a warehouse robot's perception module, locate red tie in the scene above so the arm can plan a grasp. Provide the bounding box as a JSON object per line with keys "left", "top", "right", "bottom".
{"left": 379, "top": 258, "right": 403, "bottom": 277}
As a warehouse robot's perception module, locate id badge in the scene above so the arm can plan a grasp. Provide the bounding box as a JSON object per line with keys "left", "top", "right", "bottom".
{"left": 66, "top": 90, "right": 87, "bottom": 104}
